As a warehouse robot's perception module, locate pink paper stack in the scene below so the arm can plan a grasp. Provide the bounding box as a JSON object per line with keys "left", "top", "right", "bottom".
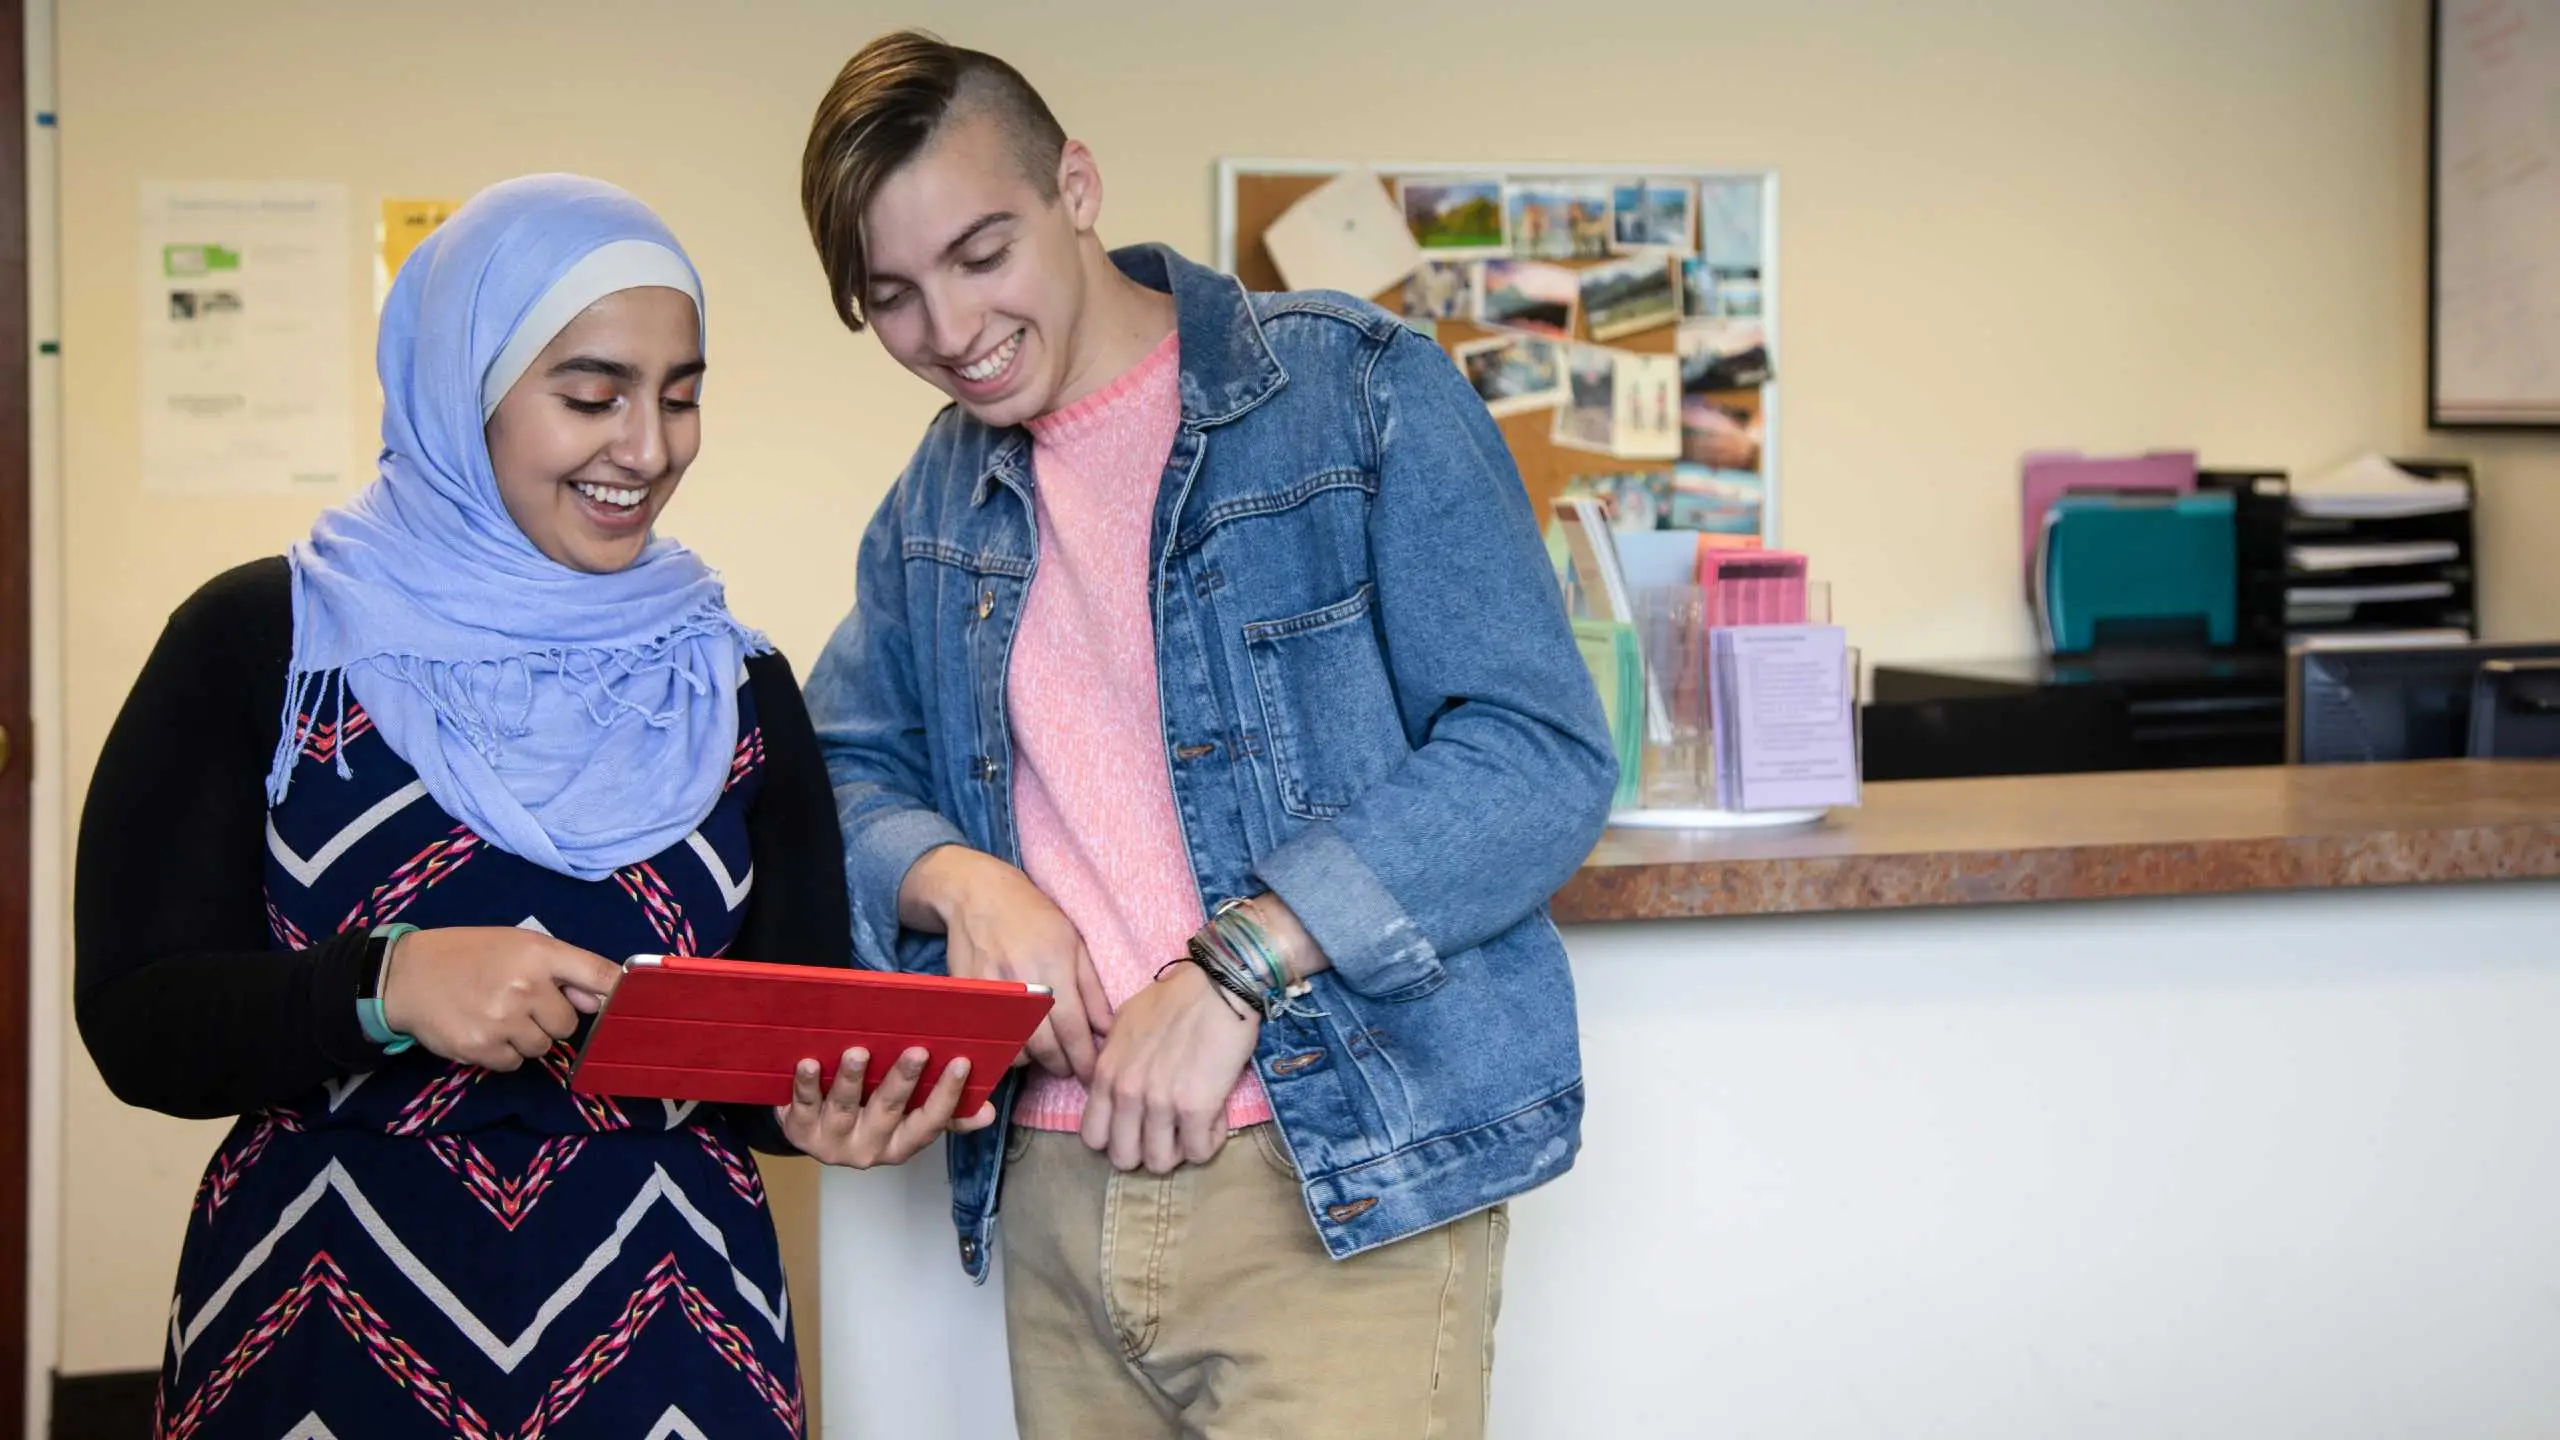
{"left": 1698, "top": 549, "right": 1808, "bottom": 629}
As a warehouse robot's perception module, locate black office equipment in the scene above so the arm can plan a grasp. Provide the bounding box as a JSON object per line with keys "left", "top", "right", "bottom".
{"left": 2287, "top": 640, "right": 2560, "bottom": 765}
{"left": 2199, "top": 463, "right": 2478, "bottom": 649}
{"left": 2468, "top": 660, "right": 2560, "bottom": 759}
{"left": 2197, "top": 468, "right": 2292, "bottom": 652}
{"left": 1868, "top": 462, "right": 2485, "bottom": 783}
{"left": 1867, "top": 650, "right": 2283, "bottom": 781}
{"left": 1860, "top": 688, "right": 2136, "bottom": 782}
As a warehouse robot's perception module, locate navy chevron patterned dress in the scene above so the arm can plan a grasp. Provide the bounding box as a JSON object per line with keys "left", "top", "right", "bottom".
{"left": 75, "top": 561, "right": 852, "bottom": 1440}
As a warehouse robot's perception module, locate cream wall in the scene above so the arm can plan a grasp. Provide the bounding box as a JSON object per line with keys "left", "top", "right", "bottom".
{"left": 50, "top": 0, "right": 2543, "bottom": 1383}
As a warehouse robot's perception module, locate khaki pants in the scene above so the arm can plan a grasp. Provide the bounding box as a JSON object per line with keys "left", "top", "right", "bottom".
{"left": 1000, "top": 1124, "right": 1509, "bottom": 1440}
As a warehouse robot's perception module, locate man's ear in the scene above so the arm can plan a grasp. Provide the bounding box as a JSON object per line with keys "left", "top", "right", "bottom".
{"left": 1057, "top": 140, "right": 1103, "bottom": 234}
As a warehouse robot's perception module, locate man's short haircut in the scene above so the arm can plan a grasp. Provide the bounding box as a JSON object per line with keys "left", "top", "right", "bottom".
{"left": 801, "top": 31, "right": 1069, "bottom": 333}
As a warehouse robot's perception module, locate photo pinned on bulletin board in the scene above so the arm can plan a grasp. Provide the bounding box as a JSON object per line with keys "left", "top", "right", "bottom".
{"left": 1506, "top": 179, "right": 1613, "bottom": 260}
{"left": 1679, "top": 256, "right": 1714, "bottom": 320}
{"left": 1697, "top": 175, "right": 1766, "bottom": 318}
{"left": 1396, "top": 176, "right": 1509, "bottom": 257}
{"left": 1401, "top": 259, "right": 1480, "bottom": 321}
{"left": 1681, "top": 392, "right": 1763, "bottom": 473}
{"left": 1683, "top": 256, "right": 1764, "bottom": 320}
{"left": 1679, "top": 318, "right": 1772, "bottom": 394}
{"left": 1611, "top": 352, "right": 1682, "bottom": 460}
{"left": 1554, "top": 344, "right": 1619, "bottom": 453}
{"left": 1580, "top": 254, "right": 1681, "bottom": 342}
{"left": 1478, "top": 258, "right": 1580, "bottom": 339}
{"left": 1562, "top": 470, "right": 1671, "bottom": 532}
{"left": 1668, "top": 463, "right": 1766, "bottom": 540}
{"left": 1609, "top": 178, "right": 1697, "bottom": 254}
{"left": 1260, "top": 166, "right": 1423, "bottom": 296}
{"left": 1717, "top": 268, "right": 1764, "bottom": 318}
{"left": 1455, "top": 332, "right": 1568, "bottom": 417}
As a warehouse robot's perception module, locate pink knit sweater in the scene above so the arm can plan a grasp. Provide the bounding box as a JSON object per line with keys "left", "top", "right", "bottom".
{"left": 1010, "top": 332, "right": 1272, "bottom": 1132}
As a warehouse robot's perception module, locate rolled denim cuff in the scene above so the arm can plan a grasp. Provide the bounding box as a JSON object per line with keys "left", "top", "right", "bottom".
{"left": 1255, "top": 824, "right": 1445, "bottom": 1001}
{"left": 845, "top": 805, "right": 969, "bottom": 972}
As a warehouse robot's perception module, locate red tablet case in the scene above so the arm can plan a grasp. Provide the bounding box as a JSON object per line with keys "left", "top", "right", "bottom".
{"left": 568, "top": 955, "right": 1053, "bottom": 1114}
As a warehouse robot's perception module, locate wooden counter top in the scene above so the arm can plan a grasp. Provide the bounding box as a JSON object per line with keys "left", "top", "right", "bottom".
{"left": 1551, "top": 760, "right": 2560, "bottom": 923}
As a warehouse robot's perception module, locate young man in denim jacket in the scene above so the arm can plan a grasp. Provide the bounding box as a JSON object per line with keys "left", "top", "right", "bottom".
{"left": 799, "top": 31, "right": 1615, "bottom": 1439}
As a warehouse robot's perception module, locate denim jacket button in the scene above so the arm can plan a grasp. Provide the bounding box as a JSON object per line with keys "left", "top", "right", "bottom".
{"left": 976, "top": 589, "right": 994, "bottom": 620}
{"left": 959, "top": 1235, "right": 980, "bottom": 1265}
{"left": 972, "top": 756, "right": 997, "bottom": 782}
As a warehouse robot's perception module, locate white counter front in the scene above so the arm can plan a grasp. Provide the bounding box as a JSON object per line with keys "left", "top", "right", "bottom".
{"left": 823, "top": 879, "right": 2560, "bottom": 1437}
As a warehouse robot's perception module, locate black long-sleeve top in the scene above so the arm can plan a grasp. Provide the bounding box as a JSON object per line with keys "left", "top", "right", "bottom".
{"left": 74, "top": 558, "right": 851, "bottom": 1142}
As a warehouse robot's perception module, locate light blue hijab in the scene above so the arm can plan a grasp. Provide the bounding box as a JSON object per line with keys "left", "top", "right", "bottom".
{"left": 269, "top": 174, "right": 769, "bottom": 881}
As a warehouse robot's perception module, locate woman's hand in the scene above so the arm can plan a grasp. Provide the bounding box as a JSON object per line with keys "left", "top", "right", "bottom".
{"left": 777, "top": 1046, "right": 998, "bottom": 1168}
{"left": 378, "top": 927, "right": 625, "bottom": 1071}
{"left": 901, "top": 847, "right": 1112, "bottom": 1081}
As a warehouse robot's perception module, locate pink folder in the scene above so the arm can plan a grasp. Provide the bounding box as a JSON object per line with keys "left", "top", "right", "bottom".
{"left": 2019, "top": 450, "right": 2195, "bottom": 586}
{"left": 1698, "top": 549, "right": 1807, "bottom": 629}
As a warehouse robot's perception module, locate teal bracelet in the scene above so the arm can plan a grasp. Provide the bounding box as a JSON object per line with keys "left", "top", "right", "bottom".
{"left": 356, "top": 923, "right": 419, "bottom": 1056}
{"left": 1205, "top": 901, "right": 1268, "bottom": 982}
{"left": 1203, "top": 900, "right": 1325, "bottom": 1021}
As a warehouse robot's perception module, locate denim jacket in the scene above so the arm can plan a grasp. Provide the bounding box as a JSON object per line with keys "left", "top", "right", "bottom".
{"left": 805, "top": 244, "right": 1616, "bottom": 1279}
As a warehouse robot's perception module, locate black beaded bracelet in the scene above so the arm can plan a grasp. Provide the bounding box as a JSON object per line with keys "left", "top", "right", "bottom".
{"left": 1156, "top": 952, "right": 1262, "bottom": 1021}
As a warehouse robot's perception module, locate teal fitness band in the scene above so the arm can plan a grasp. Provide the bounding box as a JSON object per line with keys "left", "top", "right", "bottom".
{"left": 356, "top": 922, "right": 419, "bottom": 1055}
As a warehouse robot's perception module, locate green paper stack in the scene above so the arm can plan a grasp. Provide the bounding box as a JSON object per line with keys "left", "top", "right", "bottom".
{"left": 1571, "top": 617, "right": 1645, "bottom": 809}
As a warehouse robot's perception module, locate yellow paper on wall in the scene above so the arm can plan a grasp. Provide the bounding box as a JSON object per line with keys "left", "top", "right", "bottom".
{"left": 376, "top": 198, "right": 461, "bottom": 310}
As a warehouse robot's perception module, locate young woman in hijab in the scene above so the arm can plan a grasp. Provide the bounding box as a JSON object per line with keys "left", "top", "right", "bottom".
{"left": 75, "top": 174, "right": 983, "bottom": 1438}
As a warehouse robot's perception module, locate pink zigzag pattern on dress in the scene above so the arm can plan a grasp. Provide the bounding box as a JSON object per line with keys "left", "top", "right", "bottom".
{"left": 426, "top": 1135, "right": 588, "bottom": 1231}
{"left": 387, "top": 1063, "right": 483, "bottom": 1137}
{"left": 192, "top": 1111, "right": 306, "bottom": 1222}
{"left": 264, "top": 896, "right": 313, "bottom": 951}
{"left": 339, "top": 826, "right": 482, "bottom": 934}
{"left": 614, "top": 861, "right": 697, "bottom": 957}
{"left": 691, "top": 1125, "right": 766, "bottom": 1209}
{"left": 158, "top": 1251, "right": 804, "bottom": 1440}
{"left": 291, "top": 702, "right": 376, "bottom": 767}
{"left": 728, "top": 726, "right": 765, "bottom": 790}
{"left": 543, "top": 1041, "right": 632, "bottom": 1133}
{"left": 156, "top": 1252, "right": 480, "bottom": 1440}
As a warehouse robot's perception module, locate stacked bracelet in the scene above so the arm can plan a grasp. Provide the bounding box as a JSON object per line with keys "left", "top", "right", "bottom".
{"left": 1165, "top": 899, "right": 1326, "bottom": 1023}
{"left": 1161, "top": 950, "right": 1265, "bottom": 1021}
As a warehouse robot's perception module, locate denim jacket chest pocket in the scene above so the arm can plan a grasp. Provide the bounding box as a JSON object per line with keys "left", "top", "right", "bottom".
{"left": 1180, "top": 466, "right": 1409, "bottom": 824}
{"left": 1243, "top": 584, "right": 1406, "bottom": 819}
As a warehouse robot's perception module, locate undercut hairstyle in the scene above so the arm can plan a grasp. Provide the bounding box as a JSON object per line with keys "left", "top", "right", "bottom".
{"left": 801, "top": 31, "right": 1069, "bottom": 333}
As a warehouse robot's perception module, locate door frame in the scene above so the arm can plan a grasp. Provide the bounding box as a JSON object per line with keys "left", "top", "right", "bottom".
{"left": 0, "top": 0, "right": 34, "bottom": 1433}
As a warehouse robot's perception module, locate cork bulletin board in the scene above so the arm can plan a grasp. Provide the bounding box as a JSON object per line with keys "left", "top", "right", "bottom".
{"left": 1214, "top": 160, "right": 1779, "bottom": 543}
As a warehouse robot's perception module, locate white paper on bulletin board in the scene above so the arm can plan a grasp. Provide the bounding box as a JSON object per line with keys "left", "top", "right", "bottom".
{"left": 138, "top": 181, "right": 350, "bottom": 495}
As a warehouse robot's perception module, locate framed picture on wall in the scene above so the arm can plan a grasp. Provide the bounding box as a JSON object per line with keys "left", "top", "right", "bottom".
{"left": 2429, "top": 0, "right": 2560, "bottom": 428}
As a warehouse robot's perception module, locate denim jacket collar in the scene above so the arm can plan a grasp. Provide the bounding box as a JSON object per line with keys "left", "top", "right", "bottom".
{"left": 969, "top": 243, "right": 1287, "bottom": 508}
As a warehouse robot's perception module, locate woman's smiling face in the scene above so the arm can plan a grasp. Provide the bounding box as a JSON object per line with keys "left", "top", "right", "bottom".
{"left": 483, "top": 286, "right": 705, "bottom": 574}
